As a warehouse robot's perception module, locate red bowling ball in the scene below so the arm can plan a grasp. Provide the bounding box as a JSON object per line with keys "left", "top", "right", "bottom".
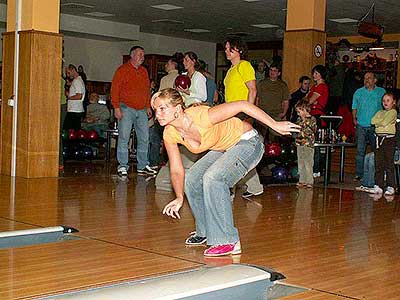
{"left": 68, "top": 129, "right": 77, "bottom": 140}
{"left": 87, "top": 130, "right": 99, "bottom": 140}
{"left": 264, "top": 142, "right": 282, "bottom": 157}
{"left": 77, "top": 129, "right": 87, "bottom": 140}
{"left": 174, "top": 74, "right": 191, "bottom": 90}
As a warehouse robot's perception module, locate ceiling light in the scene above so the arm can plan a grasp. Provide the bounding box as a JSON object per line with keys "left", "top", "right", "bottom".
{"left": 251, "top": 23, "right": 279, "bottom": 29}
{"left": 244, "top": 0, "right": 261, "bottom": 2}
{"left": 152, "top": 19, "right": 184, "bottom": 24}
{"left": 184, "top": 28, "right": 211, "bottom": 33}
{"left": 151, "top": 4, "right": 183, "bottom": 10}
{"left": 229, "top": 32, "right": 254, "bottom": 37}
{"left": 84, "top": 12, "right": 115, "bottom": 17}
{"left": 61, "top": 2, "right": 94, "bottom": 9}
{"left": 329, "top": 18, "right": 358, "bottom": 23}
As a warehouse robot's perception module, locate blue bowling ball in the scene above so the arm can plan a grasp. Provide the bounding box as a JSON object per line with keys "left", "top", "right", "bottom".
{"left": 62, "top": 145, "right": 70, "bottom": 159}
{"left": 272, "top": 166, "right": 288, "bottom": 183}
{"left": 72, "top": 146, "right": 82, "bottom": 160}
{"left": 82, "top": 146, "right": 93, "bottom": 160}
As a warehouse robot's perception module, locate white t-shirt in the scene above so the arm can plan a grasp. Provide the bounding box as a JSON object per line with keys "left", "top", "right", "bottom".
{"left": 181, "top": 71, "right": 207, "bottom": 106}
{"left": 67, "top": 76, "right": 85, "bottom": 113}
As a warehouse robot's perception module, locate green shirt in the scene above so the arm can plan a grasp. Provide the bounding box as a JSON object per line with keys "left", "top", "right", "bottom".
{"left": 61, "top": 78, "right": 67, "bottom": 105}
{"left": 257, "top": 79, "right": 289, "bottom": 119}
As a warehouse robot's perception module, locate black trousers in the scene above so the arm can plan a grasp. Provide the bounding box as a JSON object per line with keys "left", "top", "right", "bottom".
{"left": 63, "top": 112, "right": 84, "bottom": 130}
{"left": 375, "top": 136, "right": 396, "bottom": 188}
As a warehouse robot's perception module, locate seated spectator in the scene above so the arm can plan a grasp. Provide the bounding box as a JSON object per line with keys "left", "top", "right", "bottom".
{"left": 82, "top": 93, "right": 110, "bottom": 137}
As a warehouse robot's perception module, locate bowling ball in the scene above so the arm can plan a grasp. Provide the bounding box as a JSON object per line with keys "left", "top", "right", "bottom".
{"left": 281, "top": 143, "right": 297, "bottom": 161}
{"left": 290, "top": 165, "right": 299, "bottom": 178}
{"left": 82, "top": 146, "right": 93, "bottom": 160}
{"left": 90, "top": 145, "right": 99, "bottom": 158}
{"left": 272, "top": 166, "right": 288, "bottom": 183}
{"left": 87, "top": 130, "right": 99, "bottom": 140}
{"left": 68, "top": 129, "right": 77, "bottom": 140}
{"left": 61, "top": 130, "right": 68, "bottom": 141}
{"left": 174, "top": 74, "right": 191, "bottom": 89}
{"left": 71, "top": 146, "right": 82, "bottom": 160}
{"left": 62, "top": 145, "right": 70, "bottom": 159}
{"left": 264, "top": 142, "right": 282, "bottom": 157}
{"left": 77, "top": 129, "right": 87, "bottom": 140}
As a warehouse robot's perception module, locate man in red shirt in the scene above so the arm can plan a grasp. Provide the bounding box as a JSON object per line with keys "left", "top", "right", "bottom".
{"left": 111, "top": 46, "right": 157, "bottom": 177}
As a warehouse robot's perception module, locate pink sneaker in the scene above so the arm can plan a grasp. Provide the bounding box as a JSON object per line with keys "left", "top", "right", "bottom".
{"left": 203, "top": 241, "right": 241, "bottom": 257}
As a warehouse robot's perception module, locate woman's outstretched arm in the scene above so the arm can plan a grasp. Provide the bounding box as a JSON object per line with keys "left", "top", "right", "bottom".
{"left": 208, "top": 101, "right": 300, "bottom": 135}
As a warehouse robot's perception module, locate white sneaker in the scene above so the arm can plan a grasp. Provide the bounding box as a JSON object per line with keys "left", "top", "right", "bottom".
{"left": 117, "top": 166, "right": 128, "bottom": 177}
{"left": 371, "top": 185, "right": 383, "bottom": 194}
{"left": 385, "top": 186, "right": 395, "bottom": 196}
{"left": 369, "top": 193, "right": 382, "bottom": 201}
{"left": 384, "top": 194, "right": 395, "bottom": 202}
{"left": 137, "top": 165, "right": 157, "bottom": 175}
{"left": 313, "top": 172, "right": 320, "bottom": 178}
{"left": 355, "top": 185, "right": 369, "bottom": 192}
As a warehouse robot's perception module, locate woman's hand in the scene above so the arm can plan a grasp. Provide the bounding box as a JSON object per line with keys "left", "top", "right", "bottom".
{"left": 162, "top": 197, "right": 184, "bottom": 219}
{"left": 176, "top": 86, "right": 190, "bottom": 95}
{"left": 272, "top": 120, "right": 300, "bottom": 136}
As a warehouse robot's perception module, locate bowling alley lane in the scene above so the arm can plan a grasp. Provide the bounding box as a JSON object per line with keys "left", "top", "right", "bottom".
{"left": 0, "top": 238, "right": 201, "bottom": 299}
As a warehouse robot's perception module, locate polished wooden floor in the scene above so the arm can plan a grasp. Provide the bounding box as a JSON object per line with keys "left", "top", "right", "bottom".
{"left": 1, "top": 161, "right": 400, "bottom": 299}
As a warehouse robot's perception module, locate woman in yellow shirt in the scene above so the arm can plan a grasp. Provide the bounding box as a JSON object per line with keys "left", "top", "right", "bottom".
{"left": 151, "top": 88, "right": 299, "bottom": 256}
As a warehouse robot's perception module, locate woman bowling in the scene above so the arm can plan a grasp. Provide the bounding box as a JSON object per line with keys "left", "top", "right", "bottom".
{"left": 151, "top": 88, "right": 299, "bottom": 256}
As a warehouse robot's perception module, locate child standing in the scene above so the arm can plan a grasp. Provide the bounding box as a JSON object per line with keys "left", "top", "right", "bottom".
{"left": 369, "top": 92, "right": 397, "bottom": 196}
{"left": 295, "top": 99, "right": 317, "bottom": 188}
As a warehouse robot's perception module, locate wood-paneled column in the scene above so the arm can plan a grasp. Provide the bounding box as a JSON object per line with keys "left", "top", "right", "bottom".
{"left": 1, "top": 0, "right": 62, "bottom": 177}
{"left": 282, "top": 0, "right": 327, "bottom": 92}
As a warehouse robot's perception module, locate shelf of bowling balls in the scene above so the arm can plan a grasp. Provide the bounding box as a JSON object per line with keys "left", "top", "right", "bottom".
{"left": 259, "top": 142, "right": 299, "bottom": 185}
{"left": 258, "top": 140, "right": 355, "bottom": 186}
{"left": 61, "top": 129, "right": 105, "bottom": 161}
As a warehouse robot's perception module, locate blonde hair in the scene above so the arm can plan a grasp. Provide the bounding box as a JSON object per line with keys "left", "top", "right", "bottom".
{"left": 151, "top": 88, "right": 186, "bottom": 109}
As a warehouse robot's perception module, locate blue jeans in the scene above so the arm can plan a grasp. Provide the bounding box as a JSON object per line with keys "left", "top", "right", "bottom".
{"left": 355, "top": 125, "right": 376, "bottom": 177}
{"left": 184, "top": 134, "right": 264, "bottom": 246}
{"left": 117, "top": 103, "right": 149, "bottom": 170}
{"left": 361, "top": 152, "right": 375, "bottom": 188}
{"left": 149, "top": 120, "right": 164, "bottom": 167}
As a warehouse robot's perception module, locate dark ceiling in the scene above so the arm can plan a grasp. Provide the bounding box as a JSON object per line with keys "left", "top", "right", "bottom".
{"left": 2, "top": 0, "right": 400, "bottom": 42}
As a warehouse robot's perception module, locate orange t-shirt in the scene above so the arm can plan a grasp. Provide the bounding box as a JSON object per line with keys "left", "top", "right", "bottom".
{"left": 111, "top": 62, "right": 150, "bottom": 109}
{"left": 163, "top": 105, "right": 244, "bottom": 153}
